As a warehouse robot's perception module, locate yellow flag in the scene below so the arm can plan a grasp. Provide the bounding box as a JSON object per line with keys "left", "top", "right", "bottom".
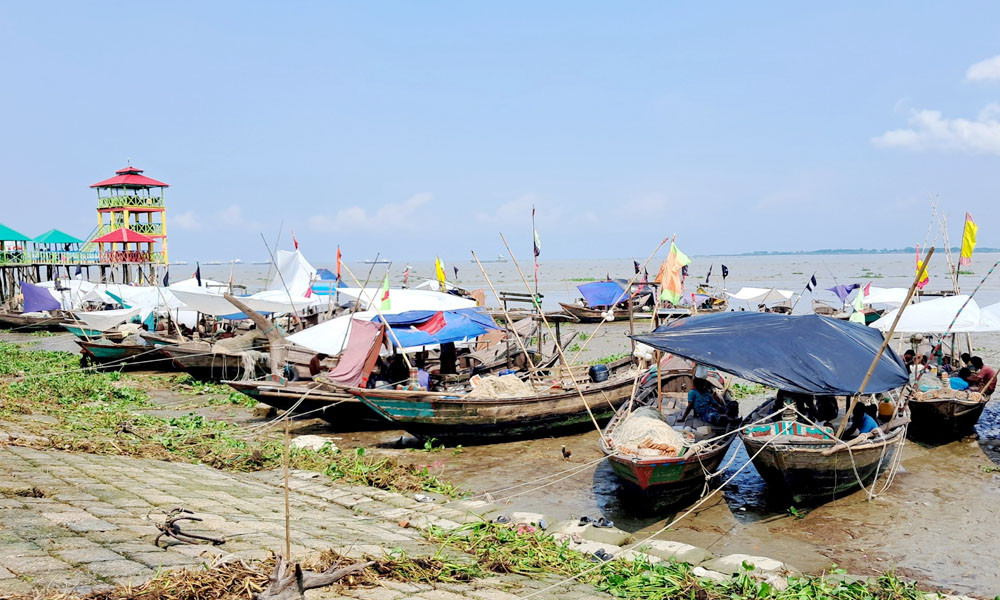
{"left": 435, "top": 257, "right": 447, "bottom": 291}
{"left": 960, "top": 212, "right": 977, "bottom": 267}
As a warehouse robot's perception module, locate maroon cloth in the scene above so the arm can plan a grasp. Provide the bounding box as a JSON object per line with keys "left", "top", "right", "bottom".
{"left": 327, "top": 320, "right": 385, "bottom": 387}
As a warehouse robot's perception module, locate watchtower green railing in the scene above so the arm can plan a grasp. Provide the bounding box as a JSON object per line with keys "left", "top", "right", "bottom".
{"left": 97, "top": 195, "right": 164, "bottom": 209}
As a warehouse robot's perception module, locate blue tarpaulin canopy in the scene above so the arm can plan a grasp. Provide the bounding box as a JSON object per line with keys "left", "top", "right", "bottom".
{"left": 20, "top": 281, "right": 61, "bottom": 313}
{"left": 577, "top": 281, "right": 628, "bottom": 308}
{"left": 631, "top": 312, "right": 908, "bottom": 395}
{"left": 316, "top": 268, "right": 336, "bottom": 281}
{"left": 377, "top": 307, "right": 500, "bottom": 348}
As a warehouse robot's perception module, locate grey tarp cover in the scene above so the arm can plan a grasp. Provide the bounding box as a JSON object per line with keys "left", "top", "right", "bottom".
{"left": 631, "top": 312, "right": 908, "bottom": 395}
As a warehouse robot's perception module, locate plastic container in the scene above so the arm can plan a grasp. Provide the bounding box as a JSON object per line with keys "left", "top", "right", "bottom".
{"left": 588, "top": 364, "right": 609, "bottom": 383}
{"left": 878, "top": 402, "right": 895, "bottom": 418}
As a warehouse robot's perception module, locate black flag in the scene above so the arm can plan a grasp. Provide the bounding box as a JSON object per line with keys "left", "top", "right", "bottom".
{"left": 194, "top": 263, "right": 202, "bottom": 287}
{"left": 453, "top": 265, "right": 458, "bottom": 279}
{"left": 805, "top": 274, "right": 818, "bottom": 292}
{"left": 681, "top": 265, "right": 689, "bottom": 278}
{"left": 74, "top": 264, "right": 82, "bottom": 279}
{"left": 163, "top": 270, "right": 170, "bottom": 287}
{"left": 633, "top": 260, "right": 640, "bottom": 274}
{"left": 721, "top": 264, "right": 729, "bottom": 279}
{"left": 705, "top": 264, "right": 713, "bottom": 284}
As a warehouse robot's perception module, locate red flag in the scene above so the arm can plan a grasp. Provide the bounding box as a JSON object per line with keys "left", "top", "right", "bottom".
{"left": 336, "top": 246, "right": 342, "bottom": 281}
{"left": 863, "top": 282, "right": 871, "bottom": 297}
{"left": 416, "top": 311, "right": 447, "bottom": 335}
{"left": 292, "top": 229, "right": 299, "bottom": 250}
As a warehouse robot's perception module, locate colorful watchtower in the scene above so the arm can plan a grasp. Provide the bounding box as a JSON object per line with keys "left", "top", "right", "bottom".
{"left": 90, "top": 166, "right": 169, "bottom": 263}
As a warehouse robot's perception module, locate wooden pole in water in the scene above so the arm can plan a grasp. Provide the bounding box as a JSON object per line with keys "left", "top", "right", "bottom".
{"left": 471, "top": 250, "right": 542, "bottom": 387}
{"left": 500, "top": 233, "right": 606, "bottom": 440}
{"left": 836, "top": 246, "right": 934, "bottom": 439}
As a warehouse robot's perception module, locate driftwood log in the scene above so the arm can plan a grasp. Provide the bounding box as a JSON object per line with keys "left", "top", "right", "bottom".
{"left": 255, "top": 555, "right": 374, "bottom": 600}
{"left": 224, "top": 293, "right": 287, "bottom": 378}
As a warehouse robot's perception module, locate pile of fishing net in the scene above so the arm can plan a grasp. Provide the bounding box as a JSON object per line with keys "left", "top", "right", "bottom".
{"left": 913, "top": 388, "right": 984, "bottom": 402}
{"left": 214, "top": 331, "right": 266, "bottom": 353}
{"left": 467, "top": 374, "right": 535, "bottom": 399}
{"left": 609, "top": 406, "right": 689, "bottom": 457}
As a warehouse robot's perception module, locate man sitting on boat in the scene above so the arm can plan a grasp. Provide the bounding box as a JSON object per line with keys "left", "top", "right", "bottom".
{"left": 684, "top": 372, "right": 738, "bottom": 426}
{"left": 967, "top": 357, "right": 996, "bottom": 396}
{"left": 842, "top": 401, "right": 880, "bottom": 439}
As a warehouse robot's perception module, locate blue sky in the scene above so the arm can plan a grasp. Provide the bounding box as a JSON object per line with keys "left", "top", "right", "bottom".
{"left": 1, "top": 2, "right": 999, "bottom": 262}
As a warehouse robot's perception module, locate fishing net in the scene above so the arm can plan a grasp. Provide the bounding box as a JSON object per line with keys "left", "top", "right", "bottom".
{"left": 609, "top": 406, "right": 688, "bottom": 457}
{"left": 467, "top": 374, "right": 535, "bottom": 399}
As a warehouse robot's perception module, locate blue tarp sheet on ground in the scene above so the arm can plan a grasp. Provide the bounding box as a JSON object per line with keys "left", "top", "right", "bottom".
{"left": 376, "top": 307, "right": 500, "bottom": 347}
{"left": 631, "top": 312, "right": 908, "bottom": 395}
{"left": 577, "top": 281, "right": 628, "bottom": 307}
{"left": 20, "top": 281, "right": 61, "bottom": 313}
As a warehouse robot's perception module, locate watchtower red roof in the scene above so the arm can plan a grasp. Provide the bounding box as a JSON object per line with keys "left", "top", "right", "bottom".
{"left": 91, "top": 228, "right": 156, "bottom": 244}
{"left": 90, "top": 166, "right": 169, "bottom": 188}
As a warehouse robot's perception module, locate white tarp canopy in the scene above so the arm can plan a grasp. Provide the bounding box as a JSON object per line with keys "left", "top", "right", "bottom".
{"left": 72, "top": 307, "right": 140, "bottom": 331}
{"left": 337, "top": 288, "right": 476, "bottom": 312}
{"left": 170, "top": 287, "right": 323, "bottom": 317}
{"left": 267, "top": 250, "right": 316, "bottom": 297}
{"left": 287, "top": 311, "right": 375, "bottom": 356}
{"left": 861, "top": 287, "right": 909, "bottom": 306}
{"left": 37, "top": 280, "right": 105, "bottom": 308}
{"left": 870, "top": 295, "right": 1000, "bottom": 333}
{"left": 726, "top": 287, "right": 795, "bottom": 304}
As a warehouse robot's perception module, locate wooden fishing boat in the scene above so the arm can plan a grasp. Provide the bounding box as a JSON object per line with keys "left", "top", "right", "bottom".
{"left": 740, "top": 399, "right": 908, "bottom": 505}
{"left": 906, "top": 389, "right": 988, "bottom": 442}
{"left": 558, "top": 302, "right": 653, "bottom": 323}
{"left": 160, "top": 343, "right": 266, "bottom": 381}
{"left": 601, "top": 368, "right": 736, "bottom": 510}
{"left": 0, "top": 311, "right": 65, "bottom": 331}
{"left": 225, "top": 379, "right": 385, "bottom": 427}
{"left": 76, "top": 340, "right": 169, "bottom": 369}
{"left": 317, "top": 369, "right": 637, "bottom": 442}
{"left": 62, "top": 323, "right": 126, "bottom": 343}
{"left": 141, "top": 332, "right": 186, "bottom": 347}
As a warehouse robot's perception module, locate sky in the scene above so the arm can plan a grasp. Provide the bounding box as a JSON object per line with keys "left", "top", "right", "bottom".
{"left": 1, "top": 2, "right": 999, "bottom": 263}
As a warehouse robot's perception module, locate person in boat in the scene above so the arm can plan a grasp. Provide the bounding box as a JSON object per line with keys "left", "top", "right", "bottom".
{"left": 968, "top": 357, "right": 996, "bottom": 396}
{"left": 386, "top": 354, "right": 409, "bottom": 386}
{"left": 843, "top": 402, "right": 879, "bottom": 439}
{"left": 902, "top": 349, "right": 916, "bottom": 371}
{"left": 684, "top": 376, "right": 738, "bottom": 426}
{"left": 939, "top": 355, "right": 954, "bottom": 375}
{"left": 815, "top": 395, "right": 839, "bottom": 426}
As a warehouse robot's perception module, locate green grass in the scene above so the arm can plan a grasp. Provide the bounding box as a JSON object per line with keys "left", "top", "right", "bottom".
{"left": 567, "top": 277, "right": 597, "bottom": 282}
{"left": 594, "top": 352, "right": 629, "bottom": 365}
{"left": 426, "top": 522, "right": 933, "bottom": 600}
{"left": 0, "top": 341, "right": 462, "bottom": 497}
{"left": 729, "top": 382, "right": 770, "bottom": 399}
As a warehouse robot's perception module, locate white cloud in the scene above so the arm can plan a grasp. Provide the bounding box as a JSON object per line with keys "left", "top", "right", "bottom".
{"left": 215, "top": 204, "right": 263, "bottom": 230}
{"left": 172, "top": 210, "right": 200, "bottom": 230}
{"left": 966, "top": 55, "right": 1000, "bottom": 82}
{"left": 307, "top": 193, "right": 433, "bottom": 232}
{"left": 871, "top": 107, "right": 1000, "bottom": 155}
{"left": 474, "top": 194, "right": 561, "bottom": 224}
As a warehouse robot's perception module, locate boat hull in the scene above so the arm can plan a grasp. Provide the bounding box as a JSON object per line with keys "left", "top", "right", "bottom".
{"left": 0, "top": 312, "right": 65, "bottom": 331}
{"left": 558, "top": 302, "right": 652, "bottom": 324}
{"left": 741, "top": 432, "right": 902, "bottom": 505}
{"left": 225, "top": 380, "right": 385, "bottom": 427}
{"left": 606, "top": 442, "right": 732, "bottom": 510}
{"left": 76, "top": 340, "right": 168, "bottom": 369}
{"left": 160, "top": 346, "right": 260, "bottom": 381}
{"left": 907, "top": 397, "right": 987, "bottom": 442}
{"left": 334, "top": 375, "right": 635, "bottom": 442}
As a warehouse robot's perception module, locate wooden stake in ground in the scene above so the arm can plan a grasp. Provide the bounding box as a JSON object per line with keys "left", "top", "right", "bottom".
{"left": 283, "top": 416, "right": 291, "bottom": 561}
{"left": 836, "top": 246, "right": 934, "bottom": 439}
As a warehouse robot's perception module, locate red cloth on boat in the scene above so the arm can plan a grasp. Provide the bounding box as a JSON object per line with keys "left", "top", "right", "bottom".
{"left": 327, "top": 320, "right": 386, "bottom": 387}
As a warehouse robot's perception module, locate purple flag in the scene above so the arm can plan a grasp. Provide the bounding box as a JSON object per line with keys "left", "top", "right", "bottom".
{"left": 20, "top": 281, "right": 61, "bottom": 313}
{"left": 827, "top": 283, "right": 860, "bottom": 303}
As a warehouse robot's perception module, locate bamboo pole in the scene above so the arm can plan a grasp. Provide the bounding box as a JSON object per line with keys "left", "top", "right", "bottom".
{"left": 569, "top": 235, "right": 672, "bottom": 365}
{"left": 471, "top": 250, "right": 542, "bottom": 388}
{"left": 500, "top": 233, "right": 606, "bottom": 440}
{"left": 260, "top": 233, "right": 301, "bottom": 327}
{"left": 283, "top": 416, "right": 291, "bottom": 560}
{"left": 339, "top": 262, "right": 413, "bottom": 372}
{"left": 836, "top": 246, "right": 934, "bottom": 439}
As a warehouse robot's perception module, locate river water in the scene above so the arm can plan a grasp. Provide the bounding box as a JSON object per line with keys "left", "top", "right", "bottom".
{"left": 76, "top": 252, "right": 1000, "bottom": 595}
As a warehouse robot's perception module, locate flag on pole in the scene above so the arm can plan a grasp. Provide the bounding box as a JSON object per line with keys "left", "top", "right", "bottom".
{"left": 658, "top": 242, "right": 692, "bottom": 306}
{"left": 379, "top": 273, "right": 391, "bottom": 310}
{"left": 403, "top": 265, "right": 410, "bottom": 287}
{"left": 916, "top": 245, "right": 929, "bottom": 290}
{"left": 704, "top": 265, "right": 712, "bottom": 284}
{"left": 194, "top": 263, "right": 202, "bottom": 287}
{"left": 453, "top": 265, "right": 458, "bottom": 280}
{"left": 435, "top": 257, "right": 447, "bottom": 291}
{"left": 849, "top": 289, "right": 866, "bottom": 323}
{"left": 291, "top": 229, "right": 299, "bottom": 250}
{"left": 721, "top": 264, "right": 729, "bottom": 279}
{"left": 805, "top": 274, "right": 818, "bottom": 292}
{"left": 532, "top": 207, "right": 541, "bottom": 291}
{"left": 162, "top": 270, "right": 169, "bottom": 287}
{"left": 74, "top": 265, "right": 83, "bottom": 280}
{"left": 863, "top": 281, "right": 871, "bottom": 297}
{"left": 633, "top": 260, "right": 640, "bottom": 274}
{"left": 960, "top": 212, "right": 977, "bottom": 267}
{"left": 336, "top": 246, "right": 342, "bottom": 282}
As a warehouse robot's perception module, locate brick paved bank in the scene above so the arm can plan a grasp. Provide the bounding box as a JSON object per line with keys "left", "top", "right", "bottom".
{"left": 0, "top": 446, "right": 979, "bottom": 599}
